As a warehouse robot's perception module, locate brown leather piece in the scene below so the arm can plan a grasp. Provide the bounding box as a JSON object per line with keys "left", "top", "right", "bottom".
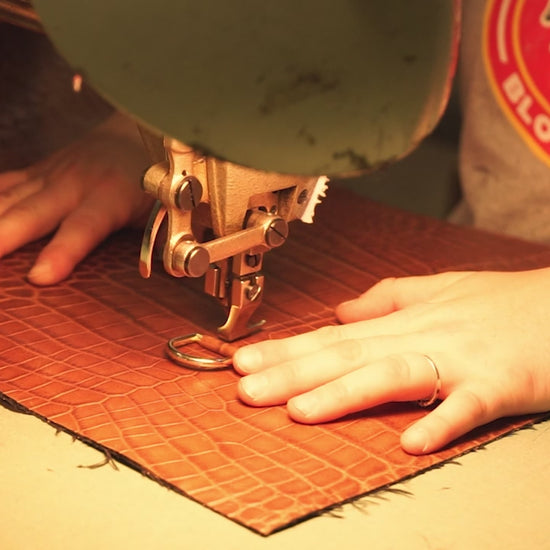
{"left": 1, "top": 188, "right": 549, "bottom": 534}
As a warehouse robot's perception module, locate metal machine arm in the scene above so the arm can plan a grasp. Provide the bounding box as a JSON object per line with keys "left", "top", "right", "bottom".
{"left": 139, "top": 137, "right": 327, "bottom": 341}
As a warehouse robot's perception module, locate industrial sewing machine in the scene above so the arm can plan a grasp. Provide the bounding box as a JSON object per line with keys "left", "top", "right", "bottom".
{"left": 0, "top": 1, "right": 460, "bottom": 366}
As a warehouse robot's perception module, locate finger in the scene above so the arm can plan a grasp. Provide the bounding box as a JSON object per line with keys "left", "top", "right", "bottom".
{"left": 0, "top": 177, "right": 44, "bottom": 216}
{"left": 27, "top": 196, "right": 127, "bottom": 285}
{"left": 234, "top": 325, "right": 346, "bottom": 374}
{"left": 234, "top": 315, "right": 423, "bottom": 374}
{"left": 0, "top": 168, "right": 28, "bottom": 192}
{"left": 400, "top": 387, "right": 495, "bottom": 454}
{"left": 282, "top": 352, "right": 442, "bottom": 422}
{"left": 0, "top": 186, "right": 77, "bottom": 259}
{"left": 336, "top": 272, "right": 471, "bottom": 323}
{"left": 237, "top": 335, "right": 433, "bottom": 405}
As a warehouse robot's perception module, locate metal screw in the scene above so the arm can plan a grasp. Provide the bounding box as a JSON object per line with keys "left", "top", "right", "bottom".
{"left": 184, "top": 246, "right": 210, "bottom": 277}
{"left": 246, "top": 282, "right": 262, "bottom": 302}
{"left": 297, "top": 189, "right": 308, "bottom": 204}
{"left": 245, "top": 254, "right": 261, "bottom": 268}
{"left": 176, "top": 175, "right": 203, "bottom": 210}
{"left": 265, "top": 218, "right": 288, "bottom": 248}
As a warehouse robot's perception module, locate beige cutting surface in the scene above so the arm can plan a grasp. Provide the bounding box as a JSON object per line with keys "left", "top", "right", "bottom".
{"left": 1, "top": 406, "right": 550, "bottom": 549}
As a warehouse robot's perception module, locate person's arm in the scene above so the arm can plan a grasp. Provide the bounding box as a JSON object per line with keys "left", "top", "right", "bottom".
{"left": 234, "top": 268, "right": 550, "bottom": 454}
{"left": 0, "top": 112, "right": 153, "bottom": 285}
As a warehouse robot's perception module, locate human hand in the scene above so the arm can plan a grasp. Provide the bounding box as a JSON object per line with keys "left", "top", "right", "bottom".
{"left": 0, "top": 112, "right": 154, "bottom": 285}
{"left": 234, "top": 269, "right": 550, "bottom": 454}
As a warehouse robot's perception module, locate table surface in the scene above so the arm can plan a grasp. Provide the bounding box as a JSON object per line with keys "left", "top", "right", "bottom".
{"left": 2, "top": 404, "right": 549, "bottom": 549}
{"left": 2, "top": 190, "right": 550, "bottom": 547}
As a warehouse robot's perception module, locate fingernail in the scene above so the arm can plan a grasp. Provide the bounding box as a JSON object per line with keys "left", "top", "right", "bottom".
{"left": 27, "top": 261, "right": 54, "bottom": 285}
{"left": 402, "top": 427, "right": 430, "bottom": 454}
{"left": 239, "top": 374, "right": 268, "bottom": 401}
{"left": 290, "top": 393, "right": 319, "bottom": 419}
{"left": 233, "top": 347, "right": 263, "bottom": 373}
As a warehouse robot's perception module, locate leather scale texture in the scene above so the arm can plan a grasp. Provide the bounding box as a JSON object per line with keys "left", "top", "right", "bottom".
{"left": 1, "top": 189, "right": 548, "bottom": 534}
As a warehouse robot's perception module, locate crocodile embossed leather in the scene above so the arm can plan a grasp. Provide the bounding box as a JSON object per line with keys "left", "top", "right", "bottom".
{"left": 0, "top": 189, "right": 548, "bottom": 534}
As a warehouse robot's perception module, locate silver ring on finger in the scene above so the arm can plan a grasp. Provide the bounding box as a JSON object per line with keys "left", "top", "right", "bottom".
{"left": 417, "top": 354, "right": 441, "bottom": 408}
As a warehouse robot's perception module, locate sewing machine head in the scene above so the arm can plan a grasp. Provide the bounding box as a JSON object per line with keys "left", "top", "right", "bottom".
{"left": 22, "top": 1, "right": 459, "bottom": 347}
{"left": 137, "top": 135, "right": 328, "bottom": 342}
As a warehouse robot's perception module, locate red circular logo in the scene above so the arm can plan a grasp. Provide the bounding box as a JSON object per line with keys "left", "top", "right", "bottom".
{"left": 484, "top": 0, "right": 550, "bottom": 165}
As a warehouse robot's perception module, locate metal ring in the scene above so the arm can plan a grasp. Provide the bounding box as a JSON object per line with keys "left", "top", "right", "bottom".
{"left": 166, "top": 333, "right": 233, "bottom": 371}
{"left": 417, "top": 354, "right": 441, "bottom": 408}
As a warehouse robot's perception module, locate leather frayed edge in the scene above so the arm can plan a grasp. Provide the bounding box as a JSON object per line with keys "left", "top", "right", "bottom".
{"left": 273, "top": 411, "right": 550, "bottom": 535}
{"left": 0, "top": 391, "right": 32, "bottom": 414}
{"left": 2, "top": 388, "right": 550, "bottom": 537}
{"left": 0, "top": 390, "right": 219, "bottom": 525}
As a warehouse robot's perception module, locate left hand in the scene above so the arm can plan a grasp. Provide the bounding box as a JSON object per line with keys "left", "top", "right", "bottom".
{"left": 234, "top": 269, "right": 550, "bottom": 454}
